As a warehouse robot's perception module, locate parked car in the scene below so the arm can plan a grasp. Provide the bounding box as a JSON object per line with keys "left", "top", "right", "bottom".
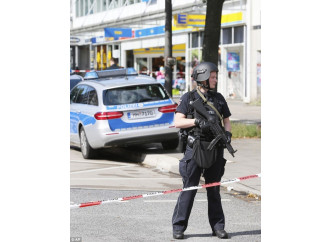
{"left": 70, "top": 74, "right": 83, "bottom": 90}
{"left": 70, "top": 68, "right": 179, "bottom": 159}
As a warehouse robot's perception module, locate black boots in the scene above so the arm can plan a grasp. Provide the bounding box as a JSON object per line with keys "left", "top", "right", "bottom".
{"left": 173, "top": 230, "right": 184, "bottom": 239}
{"left": 213, "top": 229, "right": 229, "bottom": 239}
{"left": 173, "top": 229, "right": 228, "bottom": 239}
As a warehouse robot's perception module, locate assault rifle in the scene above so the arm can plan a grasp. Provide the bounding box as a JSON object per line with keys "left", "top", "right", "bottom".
{"left": 190, "top": 98, "right": 237, "bottom": 157}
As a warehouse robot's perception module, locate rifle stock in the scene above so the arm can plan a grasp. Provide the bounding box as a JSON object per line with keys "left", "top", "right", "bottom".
{"left": 190, "top": 98, "right": 237, "bottom": 157}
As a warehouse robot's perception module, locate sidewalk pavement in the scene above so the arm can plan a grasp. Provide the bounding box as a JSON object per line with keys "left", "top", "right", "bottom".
{"left": 142, "top": 98, "right": 261, "bottom": 196}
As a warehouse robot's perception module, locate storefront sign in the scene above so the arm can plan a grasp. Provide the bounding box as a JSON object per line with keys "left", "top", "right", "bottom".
{"left": 221, "top": 12, "right": 243, "bottom": 26}
{"left": 70, "top": 37, "right": 80, "bottom": 44}
{"left": 227, "top": 52, "right": 240, "bottom": 72}
{"left": 70, "top": 36, "right": 92, "bottom": 45}
{"left": 104, "top": 28, "right": 132, "bottom": 40}
{"left": 135, "top": 25, "right": 165, "bottom": 38}
{"left": 133, "top": 44, "right": 185, "bottom": 55}
{"left": 174, "top": 12, "right": 243, "bottom": 28}
{"left": 177, "top": 14, "right": 188, "bottom": 26}
{"left": 91, "top": 36, "right": 114, "bottom": 44}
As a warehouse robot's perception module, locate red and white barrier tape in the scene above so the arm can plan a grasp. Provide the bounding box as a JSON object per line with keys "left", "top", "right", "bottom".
{"left": 70, "top": 173, "right": 261, "bottom": 209}
{"left": 71, "top": 70, "right": 92, "bottom": 73}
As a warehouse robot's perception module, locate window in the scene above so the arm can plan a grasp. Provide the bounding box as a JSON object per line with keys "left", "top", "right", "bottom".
{"left": 71, "top": 85, "right": 99, "bottom": 105}
{"left": 200, "top": 31, "right": 204, "bottom": 47}
{"left": 234, "top": 26, "right": 244, "bottom": 43}
{"left": 87, "top": 88, "right": 98, "bottom": 106}
{"left": 75, "top": 0, "right": 80, "bottom": 17}
{"left": 222, "top": 28, "right": 232, "bottom": 45}
{"left": 71, "top": 85, "right": 86, "bottom": 103}
{"left": 70, "top": 86, "right": 80, "bottom": 103}
{"left": 79, "top": 86, "right": 89, "bottom": 104}
{"left": 73, "top": 85, "right": 88, "bottom": 104}
{"left": 85, "top": 0, "right": 89, "bottom": 15}
{"left": 190, "top": 31, "right": 204, "bottom": 48}
{"left": 80, "top": 0, "right": 84, "bottom": 16}
{"left": 96, "top": 0, "right": 101, "bottom": 13}
{"left": 103, "top": 84, "right": 169, "bottom": 105}
{"left": 191, "top": 32, "right": 199, "bottom": 48}
{"left": 90, "top": 0, "right": 95, "bottom": 14}
{"left": 102, "top": 0, "right": 107, "bottom": 11}
{"left": 137, "top": 57, "right": 147, "bottom": 74}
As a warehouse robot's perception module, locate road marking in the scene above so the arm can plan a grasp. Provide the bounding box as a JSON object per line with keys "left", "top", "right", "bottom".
{"left": 70, "top": 165, "right": 136, "bottom": 174}
{"left": 70, "top": 160, "right": 126, "bottom": 165}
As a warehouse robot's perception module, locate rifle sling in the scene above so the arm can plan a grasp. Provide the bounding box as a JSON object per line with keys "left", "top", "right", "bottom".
{"left": 196, "top": 88, "right": 224, "bottom": 126}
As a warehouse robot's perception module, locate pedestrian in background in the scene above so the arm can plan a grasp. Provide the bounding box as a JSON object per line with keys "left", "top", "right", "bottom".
{"left": 172, "top": 62, "right": 232, "bottom": 240}
{"left": 107, "top": 58, "right": 120, "bottom": 70}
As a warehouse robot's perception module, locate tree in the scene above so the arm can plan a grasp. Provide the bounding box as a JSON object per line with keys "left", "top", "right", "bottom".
{"left": 164, "top": 0, "right": 173, "bottom": 97}
{"left": 202, "top": 0, "right": 225, "bottom": 65}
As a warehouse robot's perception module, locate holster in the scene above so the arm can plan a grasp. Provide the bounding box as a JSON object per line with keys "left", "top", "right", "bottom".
{"left": 179, "top": 129, "right": 188, "bottom": 153}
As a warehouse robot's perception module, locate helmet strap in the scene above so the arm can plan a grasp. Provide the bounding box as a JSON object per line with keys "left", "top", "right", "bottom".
{"left": 197, "top": 79, "right": 211, "bottom": 90}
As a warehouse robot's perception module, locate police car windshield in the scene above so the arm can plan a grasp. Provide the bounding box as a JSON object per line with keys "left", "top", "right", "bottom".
{"left": 103, "top": 84, "right": 170, "bottom": 105}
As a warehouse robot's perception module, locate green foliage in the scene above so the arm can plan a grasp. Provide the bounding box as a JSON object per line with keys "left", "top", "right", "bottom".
{"left": 231, "top": 123, "right": 261, "bottom": 138}
{"left": 249, "top": 98, "right": 261, "bottom": 106}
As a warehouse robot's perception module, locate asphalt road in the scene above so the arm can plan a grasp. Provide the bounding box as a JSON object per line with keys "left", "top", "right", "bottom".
{"left": 70, "top": 147, "right": 261, "bottom": 241}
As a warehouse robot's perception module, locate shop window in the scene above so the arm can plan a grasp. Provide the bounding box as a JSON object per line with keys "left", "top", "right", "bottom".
{"left": 152, "top": 57, "right": 164, "bottom": 78}
{"left": 200, "top": 31, "right": 204, "bottom": 47}
{"left": 126, "top": 50, "right": 134, "bottom": 68}
{"left": 137, "top": 58, "right": 148, "bottom": 74}
{"left": 222, "top": 27, "right": 232, "bottom": 45}
{"left": 234, "top": 26, "right": 244, "bottom": 43}
{"left": 191, "top": 32, "right": 199, "bottom": 48}
{"left": 176, "top": 57, "right": 185, "bottom": 80}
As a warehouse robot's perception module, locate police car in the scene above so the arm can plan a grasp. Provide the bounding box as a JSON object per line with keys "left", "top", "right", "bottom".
{"left": 70, "top": 68, "right": 179, "bottom": 159}
{"left": 70, "top": 74, "right": 83, "bottom": 90}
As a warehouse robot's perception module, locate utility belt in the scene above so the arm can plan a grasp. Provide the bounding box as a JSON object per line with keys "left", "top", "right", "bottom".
{"left": 179, "top": 127, "right": 221, "bottom": 169}
{"left": 179, "top": 124, "right": 217, "bottom": 152}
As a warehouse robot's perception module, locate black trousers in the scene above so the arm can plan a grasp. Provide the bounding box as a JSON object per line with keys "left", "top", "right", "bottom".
{"left": 172, "top": 146, "right": 226, "bottom": 232}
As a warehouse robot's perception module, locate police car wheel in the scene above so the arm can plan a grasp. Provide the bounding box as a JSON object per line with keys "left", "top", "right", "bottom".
{"left": 80, "top": 127, "right": 97, "bottom": 159}
{"left": 162, "top": 138, "right": 179, "bottom": 150}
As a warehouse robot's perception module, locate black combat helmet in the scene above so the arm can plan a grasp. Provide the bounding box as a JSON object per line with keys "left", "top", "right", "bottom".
{"left": 191, "top": 62, "right": 218, "bottom": 90}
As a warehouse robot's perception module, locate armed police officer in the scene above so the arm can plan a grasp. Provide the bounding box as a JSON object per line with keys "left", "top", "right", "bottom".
{"left": 172, "top": 62, "right": 232, "bottom": 240}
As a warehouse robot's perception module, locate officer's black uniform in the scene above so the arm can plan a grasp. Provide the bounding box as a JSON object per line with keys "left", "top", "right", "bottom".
{"left": 172, "top": 89, "right": 231, "bottom": 234}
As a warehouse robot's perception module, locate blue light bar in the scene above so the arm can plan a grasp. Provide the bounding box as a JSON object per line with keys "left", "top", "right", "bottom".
{"left": 84, "top": 68, "right": 138, "bottom": 80}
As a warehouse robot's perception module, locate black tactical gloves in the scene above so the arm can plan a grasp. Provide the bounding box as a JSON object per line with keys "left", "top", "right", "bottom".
{"left": 225, "top": 131, "right": 232, "bottom": 144}
{"left": 194, "top": 118, "right": 210, "bottom": 133}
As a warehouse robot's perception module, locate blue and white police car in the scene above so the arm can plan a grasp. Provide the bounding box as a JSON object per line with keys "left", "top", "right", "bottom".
{"left": 70, "top": 68, "right": 179, "bottom": 159}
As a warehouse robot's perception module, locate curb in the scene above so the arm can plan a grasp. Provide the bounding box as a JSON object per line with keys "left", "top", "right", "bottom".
{"left": 142, "top": 154, "right": 261, "bottom": 196}
{"left": 142, "top": 154, "right": 179, "bottom": 174}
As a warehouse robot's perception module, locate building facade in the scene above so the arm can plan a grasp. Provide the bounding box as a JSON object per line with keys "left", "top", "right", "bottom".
{"left": 70, "top": 0, "right": 261, "bottom": 103}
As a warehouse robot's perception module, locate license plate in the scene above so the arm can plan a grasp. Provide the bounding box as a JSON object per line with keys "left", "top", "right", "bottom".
{"left": 127, "top": 109, "right": 156, "bottom": 120}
